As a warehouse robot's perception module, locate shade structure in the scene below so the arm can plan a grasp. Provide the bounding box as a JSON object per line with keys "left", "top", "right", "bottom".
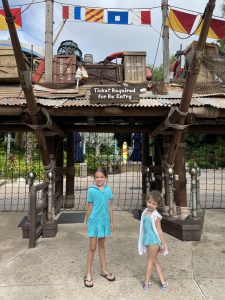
{"left": 129, "top": 133, "right": 142, "bottom": 161}
{"left": 74, "top": 132, "right": 84, "bottom": 163}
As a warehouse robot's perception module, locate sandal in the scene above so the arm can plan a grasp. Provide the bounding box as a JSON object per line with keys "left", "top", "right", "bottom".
{"left": 83, "top": 276, "right": 93, "bottom": 288}
{"left": 160, "top": 281, "right": 168, "bottom": 290}
{"left": 143, "top": 281, "right": 152, "bottom": 290}
{"left": 100, "top": 272, "right": 115, "bottom": 281}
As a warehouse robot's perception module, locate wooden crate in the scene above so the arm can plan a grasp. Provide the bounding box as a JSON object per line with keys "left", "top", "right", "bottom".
{"left": 0, "top": 47, "right": 30, "bottom": 83}
{"left": 123, "top": 51, "right": 146, "bottom": 83}
{"left": 184, "top": 41, "right": 220, "bottom": 82}
{"left": 53, "top": 55, "right": 76, "bottom": 84}
{"left": 84, "top": 64, "right": 123, "bottom": 84}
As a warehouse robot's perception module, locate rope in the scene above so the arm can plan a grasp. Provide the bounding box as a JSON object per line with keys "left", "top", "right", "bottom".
{"left": 164, "top": 107, "right": 189, "bottom": 130}
{"left": 23, "top": 107, "right": 52, "bottom": 130}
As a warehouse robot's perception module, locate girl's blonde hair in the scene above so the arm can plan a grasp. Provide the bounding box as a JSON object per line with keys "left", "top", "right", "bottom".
{"left": 146, "top": 190, "right": 164, "bottom": 208}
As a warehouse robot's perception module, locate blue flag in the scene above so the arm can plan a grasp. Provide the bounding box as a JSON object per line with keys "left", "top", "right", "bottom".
{"left": 107, "top": 11, "right": 128, "bottom": 25}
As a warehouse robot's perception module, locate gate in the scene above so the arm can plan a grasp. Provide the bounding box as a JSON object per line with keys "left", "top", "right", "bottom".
{"left": 0, "top": 132, "right": 143, "bottom": 212}
{"left": 0, "top": 132, "right": 225, "bottom": 211}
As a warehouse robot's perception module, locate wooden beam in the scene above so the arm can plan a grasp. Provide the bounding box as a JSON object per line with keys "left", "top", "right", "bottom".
{"left": 2, "top": 0, "right": 50, "bottom": 167}
{"left": 151, "top": 0, "right": 216, "bottom": 140}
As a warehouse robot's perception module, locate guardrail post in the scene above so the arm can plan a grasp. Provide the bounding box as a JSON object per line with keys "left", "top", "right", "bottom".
{"left": 195, "top": 165, "right": 201, "bottom": 212}
{"left": 167, "top": 167, "right": 174, "bottom": 217}
{"left": 42, "top": 171, "right": 58, "bottom": 238}
{"left": 189, "top": 167, "right": 198, "bottom": 219}
{"left": 22, "top": 171, "right": 36, "bottom": 239}
{"left": 26, "top": 171, "right": 36, "bottom": 222}
{"left": 47, "top": 171, "right": 54, "bottom": 220}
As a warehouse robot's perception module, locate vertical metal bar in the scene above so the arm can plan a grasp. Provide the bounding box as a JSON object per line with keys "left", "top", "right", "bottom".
{"left": 196, "top": 166, "right": 201, "bottom": 211}
{"left": 190, "top": 168, "right": 198, "bottom": 219}
{"left": 29, "top": 188, "right": 36, "bottom": 248}
{"left": 168, "top": 168, "right": 174, "bottom": 217}
{"left": 47, "top": 172, "right": 53, "bottom": 220}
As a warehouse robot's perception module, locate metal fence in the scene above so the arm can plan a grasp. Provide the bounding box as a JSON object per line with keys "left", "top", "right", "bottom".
{"left": 0, "top": 132, "right": 224, "bottom": 211}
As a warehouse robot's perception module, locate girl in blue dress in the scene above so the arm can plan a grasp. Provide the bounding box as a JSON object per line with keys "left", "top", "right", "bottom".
{"left": 138, "top": 190, "right": 168, "bottom": 290}
{"left": 84, "top": 167, "right": 115, "bottom": 288}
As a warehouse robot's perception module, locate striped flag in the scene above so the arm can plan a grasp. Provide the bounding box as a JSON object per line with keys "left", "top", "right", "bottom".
{"left": 195, "top": 17, "right": 225, "bottom": 40}
{"left": 107, "top": 11, "right": 128, "bottom": 25}
{"left": 62, "top": 6, "right": 81, "bottom": 20}
{"left": 132, "top": 10, "right": 151, "bottom": 25}
{"left": 0, "top": 8, "right": 22, "bottom": 30}
{"left": 85, "top": 8, "right": 104, "bottom": 23}
{"left": 166, "top": 9, "right": 197, "bottom": 34}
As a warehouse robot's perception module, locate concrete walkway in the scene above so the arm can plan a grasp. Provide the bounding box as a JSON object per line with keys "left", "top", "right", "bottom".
{"left": 0, "top": 210, "right": 225, "bottom": 300}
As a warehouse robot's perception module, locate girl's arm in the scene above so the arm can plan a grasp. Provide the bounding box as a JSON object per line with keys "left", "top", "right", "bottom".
{"left": 155, "top": 217, "right": 166, "bottom": 250}
{"left": 85, "top": 202, "right": 93, "bottom": 224}
{"left": 109, "top": 201, "right": 114, "bottom": 231}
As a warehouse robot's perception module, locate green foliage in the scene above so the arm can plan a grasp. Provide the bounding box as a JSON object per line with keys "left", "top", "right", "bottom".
{"left": 185, "top": 135, "right": 225, "bottom": 169}
{"left": 151, "top": 65, "right": 163, "bottom": 81}
{"left": 149, "top": 55, "right": 176, "bottom": 82}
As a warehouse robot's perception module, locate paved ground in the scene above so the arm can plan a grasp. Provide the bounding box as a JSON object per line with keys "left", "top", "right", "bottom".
{"left": 0, "top": 209, "right": 225, "bottom": 300}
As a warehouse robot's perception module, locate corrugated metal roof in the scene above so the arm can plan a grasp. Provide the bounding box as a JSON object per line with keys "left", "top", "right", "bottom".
{"left": 0, "top": 84, "right": 225, "bottom": 108}
{"left": 0, "top": 97, "right": 225, "bottom": 108}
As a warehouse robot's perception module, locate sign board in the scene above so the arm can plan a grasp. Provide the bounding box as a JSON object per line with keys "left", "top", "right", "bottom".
{"left": 90, "top": 86, "right": 140, "bottom": 103}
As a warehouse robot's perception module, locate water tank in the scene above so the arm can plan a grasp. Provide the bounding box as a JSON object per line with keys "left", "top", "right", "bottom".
{"left": 84, "top": 54, "right": 93, "bottom": 64}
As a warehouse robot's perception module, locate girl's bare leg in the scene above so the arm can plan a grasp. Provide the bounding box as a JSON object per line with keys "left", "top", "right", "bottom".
{"left": 154, "top": 257, "right": 166, "bottom": 284}
{"left": 144, "top": 245, "right": 159, "bottom": 284}
{"left": 98, "top": 238, "right": 115, "bottom": 280}
{"left": 98, "top": 238, "right": 107, "bottom": 273}
{"left": 86, "top": 237, "right": 97, "bottom": 285}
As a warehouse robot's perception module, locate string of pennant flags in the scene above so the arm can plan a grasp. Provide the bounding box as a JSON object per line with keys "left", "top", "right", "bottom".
{"left": 1, "top": 5, "right": 225, "bottom": 40}
{"left": 62, "top": 6, "right": 151, "bottom": 25}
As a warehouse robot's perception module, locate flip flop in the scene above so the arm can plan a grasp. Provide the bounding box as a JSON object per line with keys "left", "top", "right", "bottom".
{"left": 100, "top": 272, "right": 115, "bottom": 281}
{"left": 83, "top": 276, "right": 93, "bottom": 288}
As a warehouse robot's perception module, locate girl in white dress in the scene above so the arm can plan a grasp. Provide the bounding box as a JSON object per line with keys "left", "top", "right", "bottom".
{"left": 138, "top": 190, "right": 168, "bottom": 290}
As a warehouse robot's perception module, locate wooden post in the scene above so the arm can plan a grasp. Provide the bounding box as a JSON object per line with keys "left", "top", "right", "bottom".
{"left": 45, "top": 0, "right": 53, "bottom": 82}
{"left": 154, "top": 137, "right": 163, "bottom": 191}
{"left": 65, "top": 133, "right": 75, "bottom": 208}
{"left": 174, "top": 140, "right": 187, "bottom": 207}
{"left": 2, "top": 0, "right": 51, "bottom": 168}
{"left": 162, "top": 0, "right": 170, "bottom": 84}
{"left": 55, "top": 137, "right": 64, "bottom": 213}
{"left": 163, "top": 135, "right": 171, "bottom": 206}
{"left": 142, "top": 133, "right": 150, "bottom": 208}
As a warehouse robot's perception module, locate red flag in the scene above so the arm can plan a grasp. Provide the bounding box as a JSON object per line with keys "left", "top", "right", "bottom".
{"left": 166, "top": 9, "right": 197, "bottom": 34}
{"left": 0, "top": 8, "right": 22, "bottom": 30}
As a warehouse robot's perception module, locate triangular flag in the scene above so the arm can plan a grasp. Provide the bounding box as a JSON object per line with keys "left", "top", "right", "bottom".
{"left": 195, "top": 17, "right": 225, "bottom": 39}
{"left": 0, "top": 8, "right": 22, "bottom": 30}
{"left": 166, "top": 9, "right": 197, "bottom": 34}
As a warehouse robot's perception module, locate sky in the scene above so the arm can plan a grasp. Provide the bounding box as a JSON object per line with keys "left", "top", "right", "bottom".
{"left": 0, "top": 0, "right": 224, "bottom": 66}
